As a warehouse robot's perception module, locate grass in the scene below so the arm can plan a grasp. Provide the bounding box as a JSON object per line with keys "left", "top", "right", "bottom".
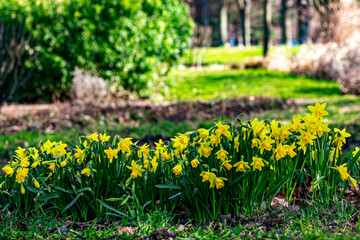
{"left": 166, "top": 68, "right": 347, "bottom": 101}
{"left": 1, "top": 203, "right": 359, "bottom": 239}
{"left": 182, "top": 45, "right": 301, "bottom": 65}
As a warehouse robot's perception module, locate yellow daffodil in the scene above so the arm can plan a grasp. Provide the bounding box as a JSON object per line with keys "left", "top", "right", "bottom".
{"left": 150, "top": 157, "right": 158, "bottom": 172}
{"left": 198, "top": 142, "right": 212, "bottom": 158}
{"left": 41, "top": 140, "right": 54, "bottom": 154}
{"left": 48, "top": 163, "right": 56, "bottom": 171}
{"left": 349, "top": 176, "right": 358, "bottom": 188}
{"left": 172, "top": 164, "right": 183, "bottom": 176}
{"left": 74, "top": 146, "right": 85, "bottom": 164}
{"left": 234, "top": 135, "right": 240, "bottom": 152}
{"left": 250, "top": 118, "right": 268, "bottom": 138}
{"left": 81, "top": 167, "right": 91, "bottom": 177}
{"left": 52, "top": 141, "right": 67, "bottom": 156}
{"left": 126, "top": 160, "right": 145, "bottom": 178}
{"left": 16, "top": 168, "right": 29, "bottom": 183}
{"left": 15, "top": 147, "right": 27, "bottom": 159}
{"left": 198, "top": 129, "right": 209, "bottom": 139}
{"left": 250, "top": 157, "right": 265, "bottom": 171}
{"left": 20, "top": 156, "right": 30, "bottom": 167}
{"left": 215, "top": 149, "right": 229, "bottom": 161}
{"left": 209, "top": 134, "right": 221, "bottom": 147}
{"left": 221, "top": 160, "right": 232, "bottom": 171}
{"left": 308, "top": 102, "right": 328, "bottom": 118}
{"left": 31, "top": 159, "right": 41, "bottom": 168}
{"left": 154, "top": 139, "right": 166, "bottom": 152}
{"left": 2, "top": 165, "right": 14, "bottom": 176}
{"left": 104, "top": 147, "right": 118, "bottom": 163}
{"left": 30, "top": 147, "right": 39, "bottom": 160}
{"left": 138, "top": 143, "right": 150, "bottom": 158}
{"left": 274, "top": 143, "right": 287, "bottom": 161}
{"left": 200, "top": 171, "right": 217, "bottom": 188}
{"left": 284, "top": 143, "right": 297, "bottom": 158}
{"left": 333, "top": 128, "right": 351, "bottom": 146}
{"left": 289, "top": 115, "right": 302, "bottom": 132}
{"left": 99, "top": 133, "right": 110, "bottom": 142}
{"left": 118, "top": 138, "right": 133, "bottom": 153}
{"left": 143, "top": 159, "right": 149, "bottom": 168}
{"left": 330, "top": 147, "right": 341, "bottom": 164}
{"left": 334, "top": 163, "right": 349, "bottom": 181}
{"left": 214, "top": 177, "right": 227, "bottom": 189}
{"left": 191, "top": 159, "right": 200, "bottom": 168}
{"left": 259, "top": 136, "right": 275, "bottom": 154}
{"left": 352, "top": 147, "right": 359, "bottom": 161}
{"left": 297, "top": 131, "right": 317, "bottom": 146}
{"left": 251, "top": 138, "right": 261, "bottom": 148}
{"left": 233, "top": 160, "right": 250, "bottom": 172}
{"left": 215, "top": 121, "right": 230, "bottom": 137}
{"left": 88, "top": 132, "right": 99, "bottom": 142}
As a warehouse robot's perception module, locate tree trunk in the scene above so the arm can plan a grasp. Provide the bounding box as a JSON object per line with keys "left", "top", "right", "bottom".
{"left": 220, "top": 0, "right": 228, "bottom": 45}
{"left": 281, "top": 0, "right": 292, "bottom": 45}
{"left": 263, "top": 0, "right": 271, "bottom": 57}
{"left": 244, "top": 0, "right": 251, "bottom": 47}
{"left": 237, "top": 0, "right": 251, "bottom": 47}
{"left": 202, "top": 0, "right": 210, "bottom": 27}
{"left": 297, "top": 0, "right": 310, "bottom": 44}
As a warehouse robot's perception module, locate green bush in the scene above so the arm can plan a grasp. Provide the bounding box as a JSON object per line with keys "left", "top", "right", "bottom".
{"left": 0, "top": 0, "right": 193, "bottom": 102}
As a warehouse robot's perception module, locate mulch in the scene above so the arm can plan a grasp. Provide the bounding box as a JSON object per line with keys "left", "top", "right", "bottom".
{"left": 0, "top": 97, "right": 295, "bottom": 134}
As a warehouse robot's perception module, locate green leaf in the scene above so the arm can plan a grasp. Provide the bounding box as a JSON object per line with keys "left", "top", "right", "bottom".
{"left": 65, "top": 141, "right": 76, "bottom": 151}
{"left": 105, "top": 198, "right": 125, "bottom": 202}
{"left": 169, "top": 192, "right": 182, "bottom": 199}
{"left": 62, "top": 193, "right": 83, "bottom": 213}
{"left": 2, "top": 203, "right": 10, "bottom": 212}
{"left": 97, "top": 199, "right": 128, "bottom": 218}
{"left": 36, "top": 193, "right": 59, "bottom": 201}
{"left": 26, "top": 185, "right": 46, "bottom": 194}
{"left": 155, "top": 184, "right": 181, "bottom": 190}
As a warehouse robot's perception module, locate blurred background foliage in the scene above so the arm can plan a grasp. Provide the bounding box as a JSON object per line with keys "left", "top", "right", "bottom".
{"left": 0, "top": 0, "right": 193, "bottom": 102}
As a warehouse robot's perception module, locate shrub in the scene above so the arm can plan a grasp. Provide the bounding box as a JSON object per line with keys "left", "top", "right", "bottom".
{"left": 0, "top": 20, "right": 38, "bottom": 105}
{"left": 291, "top": 44, "right": 360, "bottom": 95}
{"left": 1, "top": 102, "right": 359, "bottom": 221}
{"left": 0, "top": 0, "right": 193, "bottom": 102}
{"left": 290, "top": 0, "right": 360, "bottom": 95}
{"left": 70, "top": 67, "right": 109, "bottom": 103}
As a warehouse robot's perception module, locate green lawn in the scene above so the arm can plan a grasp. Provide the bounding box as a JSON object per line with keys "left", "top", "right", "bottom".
{"left": 166, "top": 68, "right": 346, "bottom": 101}
{"left": 182, "top": 45, "right": 301, "bottom": 65}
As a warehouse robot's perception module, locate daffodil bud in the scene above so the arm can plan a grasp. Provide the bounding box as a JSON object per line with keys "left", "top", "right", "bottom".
{"left": 34, "top": 179, "right": 40, "bottom": 188}
{"left": 21, "top": 185, "right": 25, "bottom": 194}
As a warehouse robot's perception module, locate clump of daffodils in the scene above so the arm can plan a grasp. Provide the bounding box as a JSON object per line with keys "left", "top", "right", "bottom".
{"left": 0, "top": 102, "right": 359, "bottom": 221}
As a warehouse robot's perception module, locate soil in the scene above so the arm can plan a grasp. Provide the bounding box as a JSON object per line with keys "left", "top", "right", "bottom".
{"left": 0, "top": 97, "right": 295, "bottom": 134}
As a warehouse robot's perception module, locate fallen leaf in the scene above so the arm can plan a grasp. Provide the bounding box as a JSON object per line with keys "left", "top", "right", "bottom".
{"left": 154, "top": 227, "right": 178, "bottom": 239}
{"left": 116, "top": 226, "right": 137, "bottom": 235}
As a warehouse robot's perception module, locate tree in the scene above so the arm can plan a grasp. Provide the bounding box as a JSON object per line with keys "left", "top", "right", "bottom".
{"left": 297, "top": 0, "right": 310, "bottom": 43}
{"left": 0, "top": 21, "right": 38, "bottom": 105}
{"left": 220, "top": 0, "right": 229, "bottom": 45}
{"left": 237, "top": 0, "right": 252, "bottom": 47}
{"left": 263, "top": 0, "right": 272, "bottom": 56}
{"left": 281, "top": 0, "right": 292, "bottom": 45}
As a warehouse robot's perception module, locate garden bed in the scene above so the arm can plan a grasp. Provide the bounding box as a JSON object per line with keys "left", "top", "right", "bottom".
{"left": 0, "top": 97, "right": 294, "bottom": 134}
